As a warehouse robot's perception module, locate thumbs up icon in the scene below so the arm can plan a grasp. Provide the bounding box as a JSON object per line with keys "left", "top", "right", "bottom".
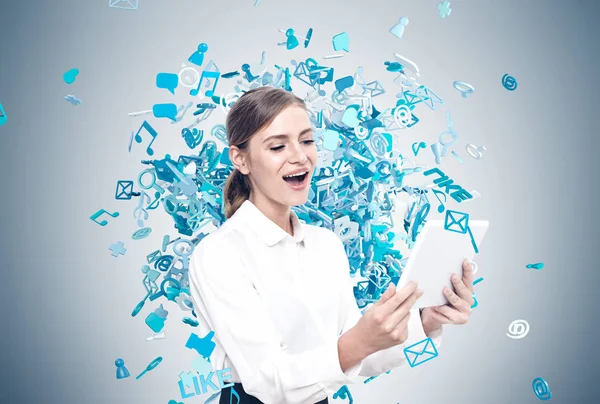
{"left": 185, "top": 331, "right": 216, "bottom": 359}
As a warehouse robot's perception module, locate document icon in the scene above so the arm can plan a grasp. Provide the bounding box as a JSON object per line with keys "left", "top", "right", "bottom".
{"left": 403, "top": 337, "right": 438, "bottom": 367}
{"left": 109, "top": 0, "right": 138, "bottom": 10}
{"left": 444, "top": 210, "right": 469, "bottom": 234}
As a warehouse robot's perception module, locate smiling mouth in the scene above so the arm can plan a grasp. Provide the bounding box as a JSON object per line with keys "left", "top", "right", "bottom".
{"left": 282, "top": 171, "right": 308, "bottom": 185}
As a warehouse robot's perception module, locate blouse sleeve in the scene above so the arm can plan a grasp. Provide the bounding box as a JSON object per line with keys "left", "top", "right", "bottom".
{"left": 331, "top": 233, "right": 444, "bottom": 378}
{"left": 188, "top": 235, "right": 359, "bottom": 404}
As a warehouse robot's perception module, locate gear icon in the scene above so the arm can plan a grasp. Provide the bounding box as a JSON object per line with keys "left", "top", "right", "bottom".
{"left": 175, "top": 291, "right": 194, "bottom": 311}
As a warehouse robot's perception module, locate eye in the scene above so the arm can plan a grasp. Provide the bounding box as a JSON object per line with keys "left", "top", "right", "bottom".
{"left": 270, "top": 140, "right": 314, "bottom": 152}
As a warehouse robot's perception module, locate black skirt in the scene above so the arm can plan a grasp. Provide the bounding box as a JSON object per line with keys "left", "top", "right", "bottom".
{"left": 219, "top": 382, "right": 329, "bottom": 404}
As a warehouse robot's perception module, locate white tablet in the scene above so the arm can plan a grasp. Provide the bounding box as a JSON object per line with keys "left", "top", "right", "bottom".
{"left": 396, "top": 219, "right": 489, "bottom": 308}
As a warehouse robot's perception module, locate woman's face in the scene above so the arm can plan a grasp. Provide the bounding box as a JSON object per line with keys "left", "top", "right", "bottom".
{"left": 233, "top": 105, "right": 317, "bottom": 209}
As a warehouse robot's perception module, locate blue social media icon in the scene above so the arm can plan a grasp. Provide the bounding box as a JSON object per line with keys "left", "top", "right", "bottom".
{"left": 332, "top": 32, "right": 350, "bottom": 52}
{"left": 156, "top": 73, "right": 179, "bottom": 94}
{"left": 153, "top": 103, "right": 178, "bottom": 121}
{"left": 532, "top": 377, "right": 552, "bottom": 400}
{"left": 0, "top": 103, "right": 6, "bottom": 126}
{"left": 63, "top": 68, "right": 79, "bottom": 84}
{"left": 335, "top": 76, "right": 354, "bottom": 93}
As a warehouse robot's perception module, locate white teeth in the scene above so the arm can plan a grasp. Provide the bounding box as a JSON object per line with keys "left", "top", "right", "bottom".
{"left": 283, "top": 171, "right": 307, "bottom": 178}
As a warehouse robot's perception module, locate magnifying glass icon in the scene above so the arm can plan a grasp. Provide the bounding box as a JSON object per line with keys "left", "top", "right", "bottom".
{"left": 438, "top": 111, "right": 459, "bottom": 157}
{"left": 173, "top": 239, "right": 195, "bottom": 270}
{"left": 138, "top": 168, "right": 165, "bottom": 195}
{"left": 149, "top": 277, "right": 181, "bottom": 302}
{"left": 136, "top": 356, "right": 163, "bottom": 380}
{"left": 453, "top": 81, "right": 475, "bottom": 98}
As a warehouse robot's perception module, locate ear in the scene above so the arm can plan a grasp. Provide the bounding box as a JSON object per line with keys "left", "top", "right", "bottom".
{"left": 229, "top": 146, "right": 249, "bottom": 174}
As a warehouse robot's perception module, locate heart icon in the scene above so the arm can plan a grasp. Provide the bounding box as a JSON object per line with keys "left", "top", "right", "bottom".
{"left": 63, "top": 68, "right": 80, "bottom": 84}
{"left": 341, "top": 107, "right": 360, "bottom": 128}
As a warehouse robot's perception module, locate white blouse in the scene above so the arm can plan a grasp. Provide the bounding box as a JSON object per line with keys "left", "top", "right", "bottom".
{"left": 188, "top": 199, "right": 443, "bottom": 404}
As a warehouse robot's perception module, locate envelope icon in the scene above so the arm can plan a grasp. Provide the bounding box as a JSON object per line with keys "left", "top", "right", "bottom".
{"left": 360, "top": 80, "right": 385, "bottom": 97}
{"left": 346, "top": 238, "right": 363, "bottom": 262}
{"left": 415, "top": 85, "right": 444, "bottom": 110}
{"left": 444, "top": 209, "right": 469, "bottom": 234}
{"left": 178, "top": 155, "right": 202, "bottom": 168}
{"left": 293, "top": 61, "right": 316, "bottom": 87}
{"left": 115, "top": 180, "right": 134, "bottom": 200}
{"left": 380, "top": 112, "right": 400, "bottom": 131}
{"left": 400, "top": 90, "right": 423, "bottom": 109}
{"left": 354, "top": 280, "right": 369, "bottom": 295}
{"left": 109, "top": 0, "right": 138, "bottom": 10}
{"left": 307, "top": 65, "right": 334, "bottom": 85}
{"left": 353, "top": 281, "right": 375, "bottom": 308}
{"left": 404, "top": 337, "right": 438, "bottom": 367}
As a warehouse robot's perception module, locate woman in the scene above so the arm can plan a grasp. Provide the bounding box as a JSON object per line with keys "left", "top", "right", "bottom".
{"left": 188, "top": 86, "right": 475, "bottom": 404}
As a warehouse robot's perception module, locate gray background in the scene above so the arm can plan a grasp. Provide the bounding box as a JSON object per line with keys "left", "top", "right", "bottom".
{"left": 1, "top": 0, "right": 598, "bottom": 403}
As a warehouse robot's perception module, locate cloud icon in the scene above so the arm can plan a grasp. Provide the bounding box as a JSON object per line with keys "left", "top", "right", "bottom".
{"left": 65, "top": 94, "right": 82, "bottom": 105}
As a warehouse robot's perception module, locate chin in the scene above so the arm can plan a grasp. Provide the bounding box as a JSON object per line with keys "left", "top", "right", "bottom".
{"left": 281, "top": 192, "right": 309, "bottom": 207}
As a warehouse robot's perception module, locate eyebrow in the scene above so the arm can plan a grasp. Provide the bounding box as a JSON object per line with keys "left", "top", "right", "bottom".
{"left": 263, "top": 128, "right": 314, "bottom": 144}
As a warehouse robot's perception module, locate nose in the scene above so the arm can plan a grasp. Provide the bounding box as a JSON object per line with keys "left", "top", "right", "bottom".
{"left": 287, "top": 140, "right": 310, "bottom": 164}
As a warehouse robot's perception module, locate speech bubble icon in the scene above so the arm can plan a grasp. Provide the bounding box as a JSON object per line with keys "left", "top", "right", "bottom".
{"left": 63, "top": 68, "right": 79, "bottom": 84}
{"left": 156, "top": 73, "right": 179, "bottom": 95}
{"left": 332, "top": 32, "right": 350, "bottom": 52}
{"left": 153, "top": 103, "right": 178, "bottom": 121}
{"left": 335, "top": 76, "right": 354, "bottom": 93}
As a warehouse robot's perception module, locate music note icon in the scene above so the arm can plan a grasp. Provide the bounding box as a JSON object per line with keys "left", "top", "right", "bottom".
{"left": 134, "top": 120, "right": 159, "bottom": 156}
{"left": 432, "top": 189, "right": 447, "bottom": 213}
{"left": 190, "top": 71, "right": 221, "bottom": 97}
{"left": 229, "top": 386, "right": 240, "bottom": 404}
{"left": 90, "top": 209, "right": 119, "bottom": 226}
{"left": 134, "top": 191, "right": 151, "bottom": 227}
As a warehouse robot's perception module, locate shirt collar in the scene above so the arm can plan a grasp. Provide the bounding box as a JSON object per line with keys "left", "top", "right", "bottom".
{"left": 235, "top": 199, "right": 306, "bottom": 247}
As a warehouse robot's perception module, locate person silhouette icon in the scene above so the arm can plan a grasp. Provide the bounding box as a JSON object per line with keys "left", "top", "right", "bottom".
{"left": 188, "top": 43, "right": 208, "bottom": 67}
{"left": 384, "top": 61, "right": 405, "bottom": 73}
{"left": 241, "top": 63, "right": 259, "bottom": 82}
{"left": 389, "top": 17, "right": 409, "bottom": 39}
{"left": 115, "top": 358, "right": 130, "bottom": 379}
{"left": 285, "top": 29, "right": 299, "bottom": 50}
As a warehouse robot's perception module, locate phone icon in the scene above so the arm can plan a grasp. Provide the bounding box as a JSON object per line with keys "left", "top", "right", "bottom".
{"left": 0, "top": 103, "right": 6, "bottom": 126}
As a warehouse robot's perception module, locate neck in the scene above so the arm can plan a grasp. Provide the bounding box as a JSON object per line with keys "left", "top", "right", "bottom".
{"left": 248, "top": 195, "right": 293, "bottom": 236}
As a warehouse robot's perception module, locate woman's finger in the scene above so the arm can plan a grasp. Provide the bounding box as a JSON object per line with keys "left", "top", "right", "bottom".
{"left": 462, "top": 259, "right": 474, "bottom": 293}
{"left": 451, "top": 274, "right": 472, "bottom": 303}
{"left": 443, "top": 286, "right": 470, "bottom": 312}
{"left": 435, "top": 304, "right": 469, "bottom": 324}
{"left": 427, "top": 307, "right": 452, "bottom": 325}
{"left": 374, "top": 282, "right": 396, "bottom": 308}
{"left": 380, "top": 281, "right": 418, "bottom": 318}
{"left": 385, "top": 290, "right": 420, "bottom": 332}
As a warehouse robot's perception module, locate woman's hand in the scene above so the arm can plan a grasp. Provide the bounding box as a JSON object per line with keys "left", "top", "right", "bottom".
{"left": 420, "top": 259, "right": 475, "bottom": 336}
{"left": 352, "top": 281, "right": 424, "bottom": 356}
